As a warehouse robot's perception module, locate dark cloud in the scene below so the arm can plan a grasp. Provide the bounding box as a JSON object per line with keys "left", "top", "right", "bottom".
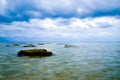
{"left": 0, "top": 0, "right": 120, "bottom": 23}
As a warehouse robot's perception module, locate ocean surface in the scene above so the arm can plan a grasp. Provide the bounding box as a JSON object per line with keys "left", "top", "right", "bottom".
{"left": 0, "top": 42, "right": 120, "bottom": 80}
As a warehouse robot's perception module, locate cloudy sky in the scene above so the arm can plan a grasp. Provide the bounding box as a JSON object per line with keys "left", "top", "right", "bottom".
{"left": 0, "top": 0, "right": 120, "bottom": 42}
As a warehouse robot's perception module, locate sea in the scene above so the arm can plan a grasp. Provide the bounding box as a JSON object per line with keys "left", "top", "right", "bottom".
{"left": 0, "top": 42, "right": 120, "bottom": 80}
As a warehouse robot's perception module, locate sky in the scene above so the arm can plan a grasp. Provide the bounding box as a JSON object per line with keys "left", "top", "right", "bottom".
{"left": 0, "top": 0, "right": 120, "bottom": 42}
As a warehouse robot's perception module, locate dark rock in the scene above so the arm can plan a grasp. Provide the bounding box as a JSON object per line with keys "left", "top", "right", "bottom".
{"left": 6, "top": 45, "right": 10, "bottom": 47}
{"left": 23, "top": 44, "right": 36, "bottom": 47}
{"left": 64, "top": 44, "right": 78, "bottom": 48}
{"left": 38, "top": 43, "right": 45, "bottom": 45}
{"left": 64, "top": 44, "right": 71, "bottom": 48}
{"left": 17, "top": 49, "right": 52, "bottom": 57}
{"left": 46, "top": 43, "right": 52, "bottom": 44}
{"left": 57, "top": 43, "right": 65, "bottom": 45}
{"left": 12, "top": 43, "right": 20, "bottom": 46}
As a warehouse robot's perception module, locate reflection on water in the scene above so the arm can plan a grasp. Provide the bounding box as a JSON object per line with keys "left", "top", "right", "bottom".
{"left": 0, "top": 43, "right": 120, "bottom": 80}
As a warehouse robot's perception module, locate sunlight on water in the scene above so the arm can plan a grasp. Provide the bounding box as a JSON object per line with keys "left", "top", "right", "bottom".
{"left": 0, "top": 42, "right": 120, "bottom": 80}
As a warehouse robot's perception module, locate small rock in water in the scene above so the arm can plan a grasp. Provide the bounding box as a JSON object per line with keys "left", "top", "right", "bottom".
{"left": 6, "top": 44, "right": 10, "bottom": 47}
{"left": 38, "top": 43, "right": 45, "bottom": 45}
{"left": 64, "top": 44, "right": 78, "bottom": 48}
{"left": 57, "top": 43, "right": 65, "bottom": 45}
{"left": 46, "top": 43, "right": 52, "bottom": 44}
{"left": 23, "top": 44, "right": 36, "bottom": 47}
{"left": 12, "top": 43, "right": 20, "bottom": 46}
{"left": 17, "top": 49, "right": 52, "bottom": 57}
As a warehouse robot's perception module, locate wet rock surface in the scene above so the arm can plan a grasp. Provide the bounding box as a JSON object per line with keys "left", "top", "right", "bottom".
{"left": 17, "top": 49, "right": 53, "bottom": 57}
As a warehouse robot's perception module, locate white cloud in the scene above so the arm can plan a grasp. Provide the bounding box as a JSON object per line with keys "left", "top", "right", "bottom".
{"left": 0, "top": 16, "right": 120, "bottom": 42}
{"left": 33, "top": 0, "right": 120, "bottom": 15}
{"left": 33, "top": 0, "right": 75, "bottom": 14}
{"left": 25, "top": 10, "right": 42, "bottom": 18}
{"left": 76, "top": 0, "right": 120, "bottom": 15}
{"left": 0, "top": 0, "right": 7, "bottom": 15}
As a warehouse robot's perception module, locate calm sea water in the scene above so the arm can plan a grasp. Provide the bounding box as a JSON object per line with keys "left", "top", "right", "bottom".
{"left": 0, "top": 42, "right": 120, "bottom": 80}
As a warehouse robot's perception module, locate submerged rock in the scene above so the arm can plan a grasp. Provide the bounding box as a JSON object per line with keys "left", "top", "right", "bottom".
{"left": 23, "top": 44, "right": 36, "bottom": 47}
{"left": 17, "top": 49, "right": 52, "bottom": 57}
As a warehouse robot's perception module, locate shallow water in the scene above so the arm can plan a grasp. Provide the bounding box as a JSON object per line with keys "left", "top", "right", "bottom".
{"left": 0, "top": 42, "right": 120, "bottom": 80}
